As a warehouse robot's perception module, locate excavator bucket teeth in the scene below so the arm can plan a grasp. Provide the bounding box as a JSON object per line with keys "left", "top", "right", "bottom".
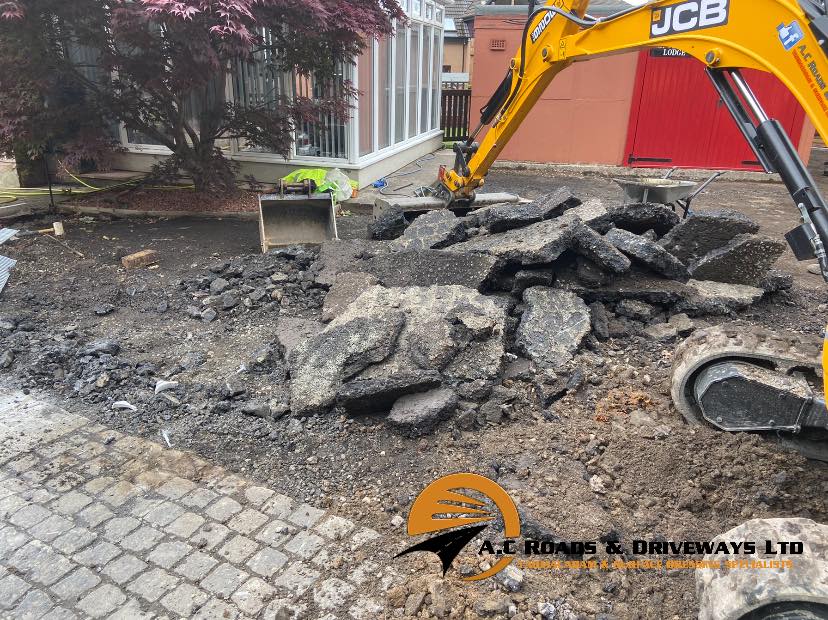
{"left": 258, "top": 193, "right": 338, "bottom": 253}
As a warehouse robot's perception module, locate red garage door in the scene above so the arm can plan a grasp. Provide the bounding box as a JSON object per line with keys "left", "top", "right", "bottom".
{"left": 625, "top": 50, "right": 806, "bottom": 170}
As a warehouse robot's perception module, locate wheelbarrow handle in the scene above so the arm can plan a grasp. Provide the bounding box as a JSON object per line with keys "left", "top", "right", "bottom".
{"left": 688, "top": 171, "right": 726, "bottom": 201}
{"left": 663, "top": 167, "right": 679, "bottom": 179}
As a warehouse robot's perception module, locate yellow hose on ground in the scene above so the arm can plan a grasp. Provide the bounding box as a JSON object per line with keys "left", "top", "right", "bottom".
{"left": 0, "top": 160, "right": 197, "bottom": 205}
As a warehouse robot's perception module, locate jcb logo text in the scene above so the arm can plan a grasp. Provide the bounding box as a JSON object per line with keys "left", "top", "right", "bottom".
{"left": 650, "top": 0, "right": 729, "bottom": 38}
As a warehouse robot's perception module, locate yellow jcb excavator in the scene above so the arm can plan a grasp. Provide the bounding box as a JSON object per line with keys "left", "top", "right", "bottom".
{"left": 400, "top": 0, "right": 828, "bottom": 459}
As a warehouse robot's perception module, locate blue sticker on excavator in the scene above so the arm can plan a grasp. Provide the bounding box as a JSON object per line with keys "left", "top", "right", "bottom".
{"left": 778, "top": 21, "right": 805, "bottom": 50}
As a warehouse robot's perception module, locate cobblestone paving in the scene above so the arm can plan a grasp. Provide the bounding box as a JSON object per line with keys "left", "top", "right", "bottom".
{"left": 0, "top": 390, "right": 400, "bottom": 619}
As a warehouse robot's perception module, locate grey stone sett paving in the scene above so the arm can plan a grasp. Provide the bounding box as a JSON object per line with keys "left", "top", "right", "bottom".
{"left": 0, "top": 389, "right": 398, "bottom": 619}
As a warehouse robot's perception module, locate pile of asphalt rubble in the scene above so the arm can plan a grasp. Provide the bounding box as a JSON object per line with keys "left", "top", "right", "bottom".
{"left": 286, "top": 188, "right": 788, "bottom": 436}
{"left": 5, "top": 187, "right": 790, "bottom": 438}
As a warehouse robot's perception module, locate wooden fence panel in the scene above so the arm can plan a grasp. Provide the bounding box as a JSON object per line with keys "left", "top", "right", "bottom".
{"left": 441, "top": 88, "right": 471, "bottom": 142}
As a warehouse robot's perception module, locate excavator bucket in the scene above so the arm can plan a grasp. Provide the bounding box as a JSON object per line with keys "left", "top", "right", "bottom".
{"left": 258, "top": 184, "right": 338, "bottom": 253}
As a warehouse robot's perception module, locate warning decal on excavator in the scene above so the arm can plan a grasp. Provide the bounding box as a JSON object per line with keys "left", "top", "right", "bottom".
{"left": 650, "top": 0, "right": 729, "bottom": 39}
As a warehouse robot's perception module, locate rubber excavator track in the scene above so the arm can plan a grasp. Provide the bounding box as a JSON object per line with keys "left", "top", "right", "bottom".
{"left": 671, "top": 325, "right": 828, "bottom": 461}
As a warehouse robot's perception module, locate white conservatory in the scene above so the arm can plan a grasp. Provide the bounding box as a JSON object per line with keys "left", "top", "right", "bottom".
{"left": 114, "top": 0, "right": 446, "bottom": 188}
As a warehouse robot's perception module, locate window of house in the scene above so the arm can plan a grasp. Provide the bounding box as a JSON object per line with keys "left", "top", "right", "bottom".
{"left": 116, "top": 20, "right": 441, "bottom": 162}
{"left": 408, "top": 25, "right": 420, "bottom": 139}
{"left": 436, "top": 7, "right": 443, "bottom": 22}
{"left": 358, "top": 45, "right": 374, "bottom": 157}
{"left": 377, "top": 37, "right": 392, "bottom": 150}
{"left": 292, "top": 67, "right": 349, "bottom": 159}
{"left": 420, "top": 25, "right": 432, "bottom": 134}
{"left": 395, "top": 26, "right": 408, "bottom": 143}
{"left": 432, "top": 27, "right": 441, "bottom": 129}
{"left": 412, "top": 0, "right": 422, "bottom": 17}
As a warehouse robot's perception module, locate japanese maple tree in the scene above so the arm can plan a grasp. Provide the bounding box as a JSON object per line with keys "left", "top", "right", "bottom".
{"left": 0, "top": 0, "right": 404, "bottom": 190}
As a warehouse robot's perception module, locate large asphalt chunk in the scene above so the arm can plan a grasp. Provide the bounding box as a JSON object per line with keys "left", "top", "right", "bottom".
{"left": 556, "top": 268, "right": 691, "bottom": 305}
{"left": 334, "top": 285, "right": 507, "bottom": 383}
{"left": 515, "top": 287, "right": 591, "bottom": 370}
{"left": 570, "top": 220, "right": 631, "bottom": 274}
{"left": 450, "top": 217, "right": 574, "bottom": 265}
{"left": 335, "top": 371, "right": 442, "bottom": 415}
{"left": 322, "top": 272, "right": 381, "bottom": 321}
{"left": 688, "top": 234, "right": 785, "bottom": 285}
{"left": 314, "top": 239, "right": 386, "bottom": 287}
{"left": 592, "top": 203, "right": 681, "bottom": 236}
{"left": 605, "top": 228, "right": 690, "bottom": 281}
{"left": 390, "top": 210, "right": 467, "bottom": 251}
{"left": 359, "top": 249, "right": 501, "bottom": 291}
{"left": 387, "top": 387, "right": 459, "bottom": 437}
{"left": 370, "top": 205, "right": 409, "bottom": 240}
{"left": 561, "top": 198, "right": 608, "bottom": 227}
{"left": 275, "top": 317, "right": 324, "bottom": 362}
{"left": 289, "top": 310, "right": 404, "bottom": 415}
{"left": 659, "top": 209, "right": 760, "bottom": 263}
{"left": 471, "top": 186, "right": 581, "bottom": 232}
{"left": 675, "top": 279, "right": 764, "bottom": 315}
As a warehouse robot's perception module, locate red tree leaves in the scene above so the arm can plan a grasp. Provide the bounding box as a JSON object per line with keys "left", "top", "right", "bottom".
{"left": 1, "top": 0, "right": 404, "bottom": 190}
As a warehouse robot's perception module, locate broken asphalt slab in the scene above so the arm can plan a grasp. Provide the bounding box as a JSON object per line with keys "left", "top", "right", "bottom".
{"left": 449, "top": 217, "right": 575, "bottom": 265}
{"left": 357, "top": 249, "right": 501, "bottom": 291}
{"left": 555, "top": 269, "right": 763, "bottom": 314}
{"left": 688, "top": 234, "right": 785, "bottom": 286}
{"left": 659, "top": 208, "right": 761, "bottom": 263}
{"left": 569, "top": 221, "right": 631, "bottom": 275}
{"left": 335, "top": 371, "right": 443, "bottom": 416}
{"left": 291, "top": 284, "right": 507, "bottom": 416}
{"left": 386, "top": 387, "right": 459, "bottom": 437}
{"left": 515, "top": 287, "right": 591, "bottom": 370}
{"left": 469, "top": 187, "right": 581, "bottom": 233}
{"left": 289, "top": 311, "right": 405, "bottom": 415}
{"left": 389, "top": 209, "right": 467, "bottom": 251}
{"left": 321, "top": 272, "right": 381, "bottom": 321}
{"left": 591, "top": 203, "right": 681, "bottom": 237}
{"left": 604, "top": 228, "right": 689, "bottom": 281}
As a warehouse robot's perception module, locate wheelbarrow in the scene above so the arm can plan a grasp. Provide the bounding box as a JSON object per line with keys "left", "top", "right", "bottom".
{"left": 258, "top": 179, "right": 338, "bottom": 253}
{"left": 612, "top": 168, "right": 726, "bottom": 218}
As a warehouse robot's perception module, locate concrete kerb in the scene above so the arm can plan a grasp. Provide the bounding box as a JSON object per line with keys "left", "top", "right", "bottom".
{"left": 491, "top": 161, "right": 782, "bottom": 184}
{"left": 55, "top": 204, "right": 258, "bottom": 221}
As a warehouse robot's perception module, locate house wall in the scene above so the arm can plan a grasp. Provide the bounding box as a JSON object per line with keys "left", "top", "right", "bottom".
{"left": 111, "top": 131, "right": 443, "bottom": 189}
{"left": 472, "top": 12, "right": 638, "bottom": 165}
{"left": 443, "top": 40, "right": 472, "bottom": 79}
{"left": 471, "top": 13, "right": 816, "bottom": 167}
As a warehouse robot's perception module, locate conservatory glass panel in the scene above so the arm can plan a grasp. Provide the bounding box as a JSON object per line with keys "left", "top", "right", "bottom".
{"left": 432, "top": 28, "right": 440, "bottom": 130}
{"left": 358, "top": 46, "right": 374, "bottom": 156}
{"left": 394, "top": 26, "right": 407, "bottom": 143}
{"left": 420, "top": 25, "right": 432, "bottom": 134}
{"left": 408, "top": 25, "right": 420, "bottom": 138}
{"left": 378, "top": 36, "right": 392, "bottom": 149}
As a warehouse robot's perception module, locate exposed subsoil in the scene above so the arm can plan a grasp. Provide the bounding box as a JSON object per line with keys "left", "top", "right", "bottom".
{"left": 2, "top": 169, "right": 827, "bottom": 619}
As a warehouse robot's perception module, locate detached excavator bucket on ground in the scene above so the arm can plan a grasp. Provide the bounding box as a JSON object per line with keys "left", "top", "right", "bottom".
{"left": 258, "top": 180, "right": 338, "bottom": 253}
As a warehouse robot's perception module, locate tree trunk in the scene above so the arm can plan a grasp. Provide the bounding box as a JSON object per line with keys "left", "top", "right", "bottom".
{"left": 177, "top": 141, "right": 237, "bottom": 194}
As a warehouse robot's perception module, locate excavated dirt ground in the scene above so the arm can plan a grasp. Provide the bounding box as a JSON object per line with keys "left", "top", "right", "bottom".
{"left": 2, "top": 168, "right": 828, "bottom": 619}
